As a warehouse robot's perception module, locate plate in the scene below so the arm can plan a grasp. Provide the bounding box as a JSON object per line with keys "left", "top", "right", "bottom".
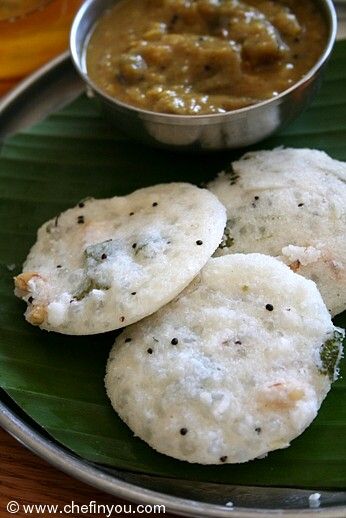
{"left": 0, "top": 50, "right": 346, "bottom": 517}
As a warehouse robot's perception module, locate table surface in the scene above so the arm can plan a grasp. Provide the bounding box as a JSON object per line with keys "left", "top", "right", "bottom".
{"left": 1, "top": 8, "right": 346, "bottom": 518}
{"left": 0, "top": 427, "right": 177, "bottom": 517}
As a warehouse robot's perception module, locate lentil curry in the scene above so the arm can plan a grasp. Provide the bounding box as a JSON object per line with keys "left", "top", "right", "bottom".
{"left": 86, "top": 0, "right": 327, "bottom": 115}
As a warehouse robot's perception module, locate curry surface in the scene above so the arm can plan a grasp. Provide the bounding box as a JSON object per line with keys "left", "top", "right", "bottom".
{"left": 86, "top": 0, "right": 327, "bottom": 115}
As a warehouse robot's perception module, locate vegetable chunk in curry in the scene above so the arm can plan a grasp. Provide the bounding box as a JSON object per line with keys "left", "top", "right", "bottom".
{"left": 86, "top": 0, "right": 327, "bottom": 115}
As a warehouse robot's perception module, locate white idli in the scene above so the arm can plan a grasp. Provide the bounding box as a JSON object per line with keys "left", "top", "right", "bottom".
{"left": 14, "top": 183, "right": 226, "bottom": 335}
{"left": 105, "top": 254, "right": 343, "bottom": 464}
{"left": 208, "top": 148, "right": 346, "bottom": 315}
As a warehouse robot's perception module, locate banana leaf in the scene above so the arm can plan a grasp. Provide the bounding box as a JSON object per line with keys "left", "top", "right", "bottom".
{"left": 0, "top": 41, "right": 345, "bottom": 489}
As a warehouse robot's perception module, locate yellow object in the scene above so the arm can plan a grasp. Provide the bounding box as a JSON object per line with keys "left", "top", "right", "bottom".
{"left": 0, "top": 0, "right": 82, "bottom": 95}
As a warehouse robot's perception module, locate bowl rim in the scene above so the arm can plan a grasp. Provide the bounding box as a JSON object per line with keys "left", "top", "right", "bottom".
{"left": 70, "top": 0, "right": 337, "bottom": 122}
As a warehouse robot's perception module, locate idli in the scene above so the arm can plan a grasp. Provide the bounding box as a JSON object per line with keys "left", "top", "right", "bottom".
{"left": 208, "top": 148, "right": 346, "bottom": 315}
{"left": 14, "top": 183, "right": 226, "bottom": 335}
{"left": 105, "top": 254, "right": 343, "bottom": 464}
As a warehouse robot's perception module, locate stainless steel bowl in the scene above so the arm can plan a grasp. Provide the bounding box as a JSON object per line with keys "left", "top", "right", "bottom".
{"left": 70, "top": 0, "right": 337, "bottom": 151}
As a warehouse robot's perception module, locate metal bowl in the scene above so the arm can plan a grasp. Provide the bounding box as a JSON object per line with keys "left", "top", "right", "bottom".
{"left": 70, "top": 0, "right": 337, "bottom": 151}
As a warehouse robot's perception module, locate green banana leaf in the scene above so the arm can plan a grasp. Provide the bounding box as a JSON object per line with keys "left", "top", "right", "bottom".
{"left": 0, "top": 41, "right": 346, "bottom": 489}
